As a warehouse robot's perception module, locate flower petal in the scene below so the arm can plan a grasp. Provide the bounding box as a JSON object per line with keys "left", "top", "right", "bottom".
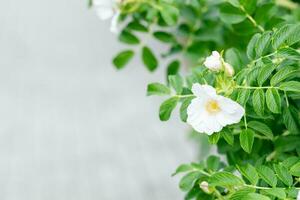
{"left": 95, "top": 6, "right": 114, "bottom": 20}
{"left": 216, "top": 97, "right": 245, "bottom": 126}
{"left": 187, "top": 98, "right": 207, "bottom": 124}
{"left": 191, "top": 83, "right": 217, "bottom": 98}
{"left": 204, "top": 51, "right": 222, "bottom": 71}
{"left": 110, "top": 12, "right": 120, "bottom": 33}
{"left": 193, "top": 115, "right": 223, "bottom": 135}
{"left": 218, "top": 96, "right": 244, "bottom": 114}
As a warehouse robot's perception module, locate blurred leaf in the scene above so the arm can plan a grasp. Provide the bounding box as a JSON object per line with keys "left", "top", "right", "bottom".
{"left": 142, "top": 46, "right": 158, "bottom": 72}
{"left": 159, "top": 97, "right": 178, "bottom": 121}
{"left": 147, "top": 83, "right": 170, "bottom": 96}
{"left": 113, "top": 50, "right": 134, "bottom": 69}
{"left": 119, "top": 30, "right": 140, "bottom": 45}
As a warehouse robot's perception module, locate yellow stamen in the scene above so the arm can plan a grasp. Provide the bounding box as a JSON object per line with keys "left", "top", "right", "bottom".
{"left": 205, "top": 100, "right": 221, "bottom": 114}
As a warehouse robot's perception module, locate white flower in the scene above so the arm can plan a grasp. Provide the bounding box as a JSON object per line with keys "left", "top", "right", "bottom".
{"left": 204, "top": 51, "right": 222, "bottom": 71}
{"left": 94, "top": 0, "right": 121, "bottom": 33}
{"left": 109, "top": 11, "right": 120, "bottom": 33}
{"left": 224, "top": 62, "right": 235, "bottom": 77}
{"left": 187, "top": 83, "right": 245, "bottom": 135}
{"left": 297, "top": 191, "right": 300, "bottom": 200}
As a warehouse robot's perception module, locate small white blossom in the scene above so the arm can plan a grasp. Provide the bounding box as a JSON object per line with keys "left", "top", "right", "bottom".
{"left": 187, "top": 83, "right": 245, "bottom": 135}
{"left": 94, "top": 0, "right": 121, "bottom": 33}
{"left": 204, "top": 51, "right": 222, "bottom": 71}
{"left": 297, "top": 191, "right": 300, "bottom": 200}
{"left": 224, "top": 62, "right": 235, "bottom": 77}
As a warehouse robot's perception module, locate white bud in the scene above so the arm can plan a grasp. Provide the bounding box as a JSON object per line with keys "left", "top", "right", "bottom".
{"left": 224, "top": 62, "right": 235, "bottom": 77}
{"left": 204, "top": 51, "right": 222, "bottom": 71}
{"left": 199, "top": 181, "right": 211, "bottom": 194}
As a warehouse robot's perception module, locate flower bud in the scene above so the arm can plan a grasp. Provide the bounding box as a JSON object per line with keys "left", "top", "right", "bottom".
{"left": 199, "top": 181, "right": 212, "bottom": 194}
{"left": 204, "top": 51, "right": 222, "bottom": 71}
{"left": 224, "top": 62, "right": 235, "bottom": 77}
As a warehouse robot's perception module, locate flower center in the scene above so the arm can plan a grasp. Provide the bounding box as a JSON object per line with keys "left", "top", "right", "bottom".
{"left": 205, "top": 100, "right": 221, "bottom": 114}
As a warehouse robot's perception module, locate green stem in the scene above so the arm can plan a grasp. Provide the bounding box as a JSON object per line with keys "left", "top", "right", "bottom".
{"left": 245, "top": 184, "right": 300, "bottom": 190}
{"left": 244, "top": 184, "right": 271, "bottom": 190}
{"left": 284, "top": 91, "right": 290, "bottom": 107}
{"left": 235, "top": 85, "right": 279, "bottom": 90}
{"left": 214, "top": 189, "right": 225, "bottom": 200}
{"left": 175, "top": 94, "right": 195, "bottom": 98}
{"left": 248, "top": 51, "right": 278, "bottom": 68}
{"left": 239, "top": 5, "right": 264, "bottom": 32}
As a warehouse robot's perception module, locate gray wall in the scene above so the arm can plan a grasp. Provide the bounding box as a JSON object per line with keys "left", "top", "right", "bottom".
{"left": 0, "top": 0, "right": 197, "bottom": 199}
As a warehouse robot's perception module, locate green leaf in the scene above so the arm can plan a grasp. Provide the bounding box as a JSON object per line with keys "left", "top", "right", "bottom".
{"left": 242, "top": 193, "right": 270, "bottom": 200}
{"left": 153, "top": 31, "right": 175, "bottom": 43}
{"left": 277, "top": 47, "right": 300, "bottom": 60}
{"left": 159, "top": 97, "right": 178, "bottom": 121}
{"left": 209, "top": 171, "right": 244, "bottom": 187}
{"left": 167, "top": 60, "right": 180, "bottom": 77}
{"left": 257, "top": 165, "right": 277, "bottom": 187}
{"left": 219, "top": 3, "right": 246, "bottom": 24}
{"left": 254, "top": 3, "right": 276, "bottom": 25}
{"left": 172, "top": 164, "right": 193, "bottom": 176}
{"left": 180, "top": 97, "right": 193, "bottom": 122}
{"left": 270, "top": 66, "right": 298, "bottom": 86}
{"left": 279, "top": 81, "right": 300, "bottom": 93}
{"left": 290, "top": 161, "right": 300, "bottom": 176}
{"left": 247, "top": 121, "right": 273, "bottom": 140}
{"left": 283, "top": 106, "right": 299, "bottom": 134}
{"left": 282, "top": 157, "right": 300, "bottom": 169}
{"left": 160, "top": 4, "right": 179, "bottom": 26}
{"left": 232, "top": 19, "right": 258, "bottom": 36}
{"left": 237, "top": 164, "right": 259, "bottom": 185}
{"left": 179, "top": 171, "right": 202, "bottom": 191}
{"left": 266, "top": 88, "right": 281, "bottom": 113}
{"left": 230, "top": 188, "right": 255, "bottom": 200}
{"left": 209, "top": 132, "right": 221, "bottom": 145}
{"left": 261, "top": 188, "right": 286, "bottom": 199}
{"left": 237, "top": 89, "right": 251, "bottom": 106}
{"left": 273, "top": 164, "right": 293, "bottom": 186}
{"left": 272, "top": 24, "right": 300, "bottom": 49}
{"left": 142, "top": 46, "right": 158, "bottom": 72}
{"left": 240, "top": 129, "right": 255, "bottom": 154}
{"left": 112, "top": 50, "right": 134, "bottom": 69}
{"left": 256, "top": 31, "right": 272, "bottom": 57}
{"left": 181, "top": 5, "right": 198, "bottom": 23}
{"left": 225, "top": 48, "right": 243, "bottom": 71}
{"left": 119, "top": 30, "right": 140, "bottom": 45}
{"left": 127, "top": 21, "right": 148, "bottom": 32}
{"left": 206, "top": 155, "right": 220, "bottom": 171}
{"left": 147, "top": 83, "right": 170, "bottom": 96}
{"left": 168, "top": 75, "right": 183, "bottom": 94}
{"left": 257, "top": 64, "right": 276, "bottom": 86}
{"left": 240, "top": 0, "right": 257, "bottom": 14}
{"left": 227, "top": 0, "right": 240, "bottom": 7}
{"left": 247, "top": 33, "right": 261, "bottom": 60}
{"left": 252, "top": 89, "right": 265, "bottom": 116}
{"left": 221, "top": 128, "right": 234, "bottom": 146}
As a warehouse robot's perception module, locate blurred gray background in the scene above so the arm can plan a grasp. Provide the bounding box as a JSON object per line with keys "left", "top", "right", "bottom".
{"left": 0, "top": 0, "right": 197, "bottom": 199}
